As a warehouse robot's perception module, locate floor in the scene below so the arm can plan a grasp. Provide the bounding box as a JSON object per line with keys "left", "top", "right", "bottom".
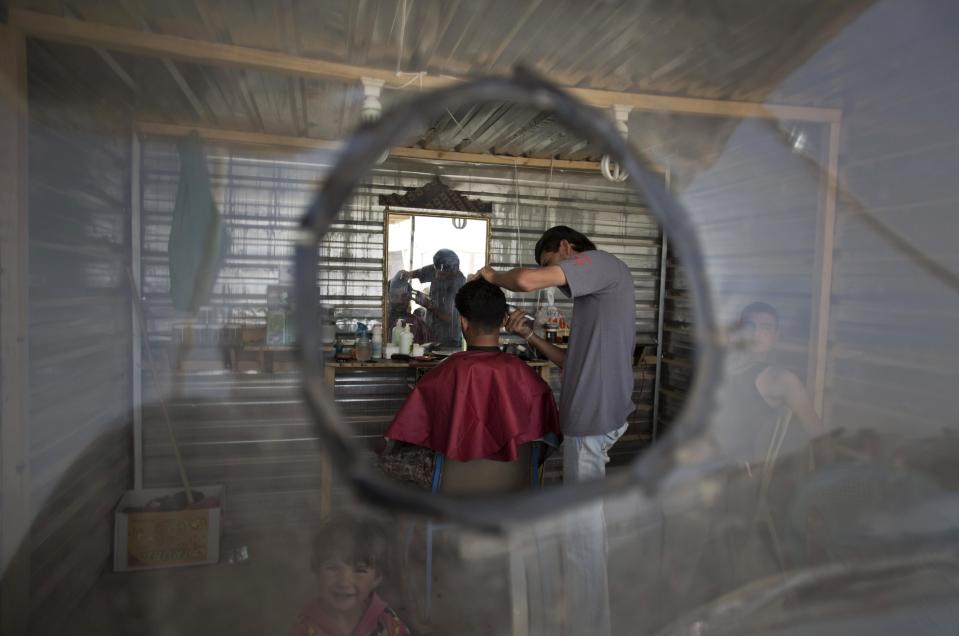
{"left": 62, "top": 521, "right": 514, "bottom": 636}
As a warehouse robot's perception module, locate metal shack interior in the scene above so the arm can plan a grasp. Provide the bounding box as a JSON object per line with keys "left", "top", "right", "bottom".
{"left": 2, "top": 1, "right": 959, "bottom": 634}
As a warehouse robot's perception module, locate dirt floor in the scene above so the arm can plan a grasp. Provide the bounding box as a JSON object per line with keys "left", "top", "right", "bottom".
{"left": 63, "top": 522, "right": 514, "bottom": 636}
{"left": 62, "top": 468, "right": 649, "bottom": 635}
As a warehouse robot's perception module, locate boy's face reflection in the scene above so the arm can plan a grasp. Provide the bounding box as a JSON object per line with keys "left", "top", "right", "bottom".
{"left": 315, "top": 559, "right": 383, "bottom": 613}
{"left": 740, "top": 311, "right": 779, "bottom": 354}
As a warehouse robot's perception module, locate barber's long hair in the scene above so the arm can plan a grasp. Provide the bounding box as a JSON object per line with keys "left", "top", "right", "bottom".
{"left": 534, "top": 226, "right": 597, "bottom": 264}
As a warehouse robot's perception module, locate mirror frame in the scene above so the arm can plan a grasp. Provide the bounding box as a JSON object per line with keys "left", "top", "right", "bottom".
{"left": 382, "top": 205, "right": 492, "bottom": 336}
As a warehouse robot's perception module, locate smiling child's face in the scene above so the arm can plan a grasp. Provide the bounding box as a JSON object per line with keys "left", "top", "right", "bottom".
{"left": 315, "top": 558, "right": 382, "bottom": 614}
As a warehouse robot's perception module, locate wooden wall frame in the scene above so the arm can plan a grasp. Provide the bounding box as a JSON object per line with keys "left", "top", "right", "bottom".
{"left": 0, "top": 24, "right": 31, "bottom": 636}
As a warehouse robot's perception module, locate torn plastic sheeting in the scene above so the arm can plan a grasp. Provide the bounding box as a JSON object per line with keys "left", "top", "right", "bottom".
{"left": 168, "top": 130, "right": 231, "bottom": 313}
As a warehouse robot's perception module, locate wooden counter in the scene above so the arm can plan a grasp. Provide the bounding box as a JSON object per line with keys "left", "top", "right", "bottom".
{"left": 323, "top": 357, "right": 553, "bottom": 385}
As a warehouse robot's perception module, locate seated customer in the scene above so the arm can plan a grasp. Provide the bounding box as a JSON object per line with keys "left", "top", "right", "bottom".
{"left": 379, "top": 279, "right": 560, "bottom": 488}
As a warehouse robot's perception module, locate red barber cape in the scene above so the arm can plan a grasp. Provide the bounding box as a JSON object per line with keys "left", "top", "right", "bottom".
{"left": 385, "top": 351, "right": 560, "bottom": 462}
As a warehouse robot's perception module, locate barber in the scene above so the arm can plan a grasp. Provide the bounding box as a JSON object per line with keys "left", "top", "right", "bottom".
{"left": 399, "top": 248, "right": 466, "bottom": 348}
{"left": 476, "top": 226, "right": 635, "bottom": 479}
{"left": 475, "top": 225, "right": 635, "bottom": 636}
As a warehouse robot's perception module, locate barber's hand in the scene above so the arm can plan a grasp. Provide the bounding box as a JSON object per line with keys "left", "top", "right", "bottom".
{"left": 471, "top": 265, "right": 497, "bottom": 284}
{"left": 505, "top": 308, "right": 534, "bottom": 338}
{"left": 412, "top": 290, "right": 430, "bottom": 308}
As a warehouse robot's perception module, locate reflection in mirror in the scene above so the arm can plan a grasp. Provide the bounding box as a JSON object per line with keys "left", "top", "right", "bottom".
{"left": 384, "top": 211, "right": 488, "bottom": 350}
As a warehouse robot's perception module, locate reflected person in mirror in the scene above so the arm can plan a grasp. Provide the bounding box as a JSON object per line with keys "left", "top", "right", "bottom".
{"left": 721, "top": 301, "right": 825, "bottom": 467}
{"left": 398, "top": 249, "right": 466, "bottom": 348}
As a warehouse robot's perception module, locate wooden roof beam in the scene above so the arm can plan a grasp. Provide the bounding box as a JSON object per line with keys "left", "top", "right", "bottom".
{"left": 11, "top": 8, "right": 841, "bottom": 123}
{"left": 135, "top": 121, "right": 605, "bottom": 171}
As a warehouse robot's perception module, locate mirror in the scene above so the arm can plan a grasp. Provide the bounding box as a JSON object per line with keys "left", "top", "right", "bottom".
{"left": 384, "top": 210, "right": 491, "bottom": 349}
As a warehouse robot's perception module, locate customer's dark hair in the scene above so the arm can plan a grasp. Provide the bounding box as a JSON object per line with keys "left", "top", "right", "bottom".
{"left": 740, "top": 301, "right": 779, "bottom": 328}
{"left": 534, "top": 226, "right": 597, "bottom": 264}
{"left": 310, "top": 514, "right": 391, "bottom": 577}
{"left": 455, "top": 278, "right": 507, "bottom": 333}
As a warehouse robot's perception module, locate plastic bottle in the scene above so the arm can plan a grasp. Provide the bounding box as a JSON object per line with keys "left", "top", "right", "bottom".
{"left": 371, "top": 324, "right": 383, "bottom": 359}
{"left": 392, "top": 319, "right": 405, "bottom": 346}
{"left": 355, "top": 333, "right": 371, "bottom": 362}
{"left": 399, "top": 323, "right": 414, "bottom": 355}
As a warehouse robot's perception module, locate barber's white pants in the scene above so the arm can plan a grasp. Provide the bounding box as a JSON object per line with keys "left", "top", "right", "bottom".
{"left": 561, "top": 423, "right": 627, "bottom": 636}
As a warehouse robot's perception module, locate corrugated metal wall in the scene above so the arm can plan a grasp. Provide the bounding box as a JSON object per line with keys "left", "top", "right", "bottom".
{"left": 825, "top": 6, "right": 959, "bottom": 438}
{"left": 139, "top": 140, "right": 662, "bottom": 530}
{"left": 26, "top": 59, "right": 132, "bottom": 632}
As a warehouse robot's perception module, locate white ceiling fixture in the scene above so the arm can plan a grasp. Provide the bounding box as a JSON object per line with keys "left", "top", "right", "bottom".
{"left": 600, "top": 104, "right": 632, "bottom": 182}
{"left": 360, "top": 77, "right": 390, "bottom": 164}
{"left": 360, "top": 76, "right": 385, "bottom": 121}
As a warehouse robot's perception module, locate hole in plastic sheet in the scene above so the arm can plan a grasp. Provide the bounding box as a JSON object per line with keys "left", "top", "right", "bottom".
{"left": 295, "top": 68, "right": 722, "bottom": 530}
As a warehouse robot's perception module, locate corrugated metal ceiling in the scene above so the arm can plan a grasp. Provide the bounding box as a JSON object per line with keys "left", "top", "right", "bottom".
{"left": 15, "top": 0, "right": 870, "bottom": 164}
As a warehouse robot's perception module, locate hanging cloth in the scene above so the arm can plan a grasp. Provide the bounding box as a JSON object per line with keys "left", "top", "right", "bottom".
{"left": 168, "top": 131, "right": 230, "bottom": 312}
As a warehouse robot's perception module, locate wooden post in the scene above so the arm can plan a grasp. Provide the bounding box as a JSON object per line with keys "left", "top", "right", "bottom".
{"left": 807, "top": 120, "right": 841, "bottom": 417}
{"left": 652, "top": 170, "right": 671, "bottom": 440}
{"left": 321, "top": 364, "right": 336, "bottom": 519}
{"left": 0, "top": 24, "right": 31, "bottom": 636}
{"left": 131, "top": 133, "right": 143, "bottom": 491}
{"left": 652, "top": 232, "right": 669, "bottom": 440}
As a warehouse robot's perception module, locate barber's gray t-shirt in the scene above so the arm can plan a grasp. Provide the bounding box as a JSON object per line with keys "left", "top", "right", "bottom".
{"left": 558, "top": 250, "right": 636, "bottom": 436}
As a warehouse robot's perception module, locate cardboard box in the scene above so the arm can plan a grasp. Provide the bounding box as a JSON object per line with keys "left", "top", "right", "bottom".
{"left": 114, "top": 486, "right": 225, "bottom": 572}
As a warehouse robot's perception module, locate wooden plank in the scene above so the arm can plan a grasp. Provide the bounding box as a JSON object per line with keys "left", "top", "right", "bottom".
{"left": 807, "top": 120, "right": 841, "bottom": 417}
{"left": 391, "top": 145, "right": 601, "bottom": 171}
{"left": 10, "top": 9, "right": 841, "bottom": 123}
{"left": 0, "top": 24, "right": 31, "bottom": 636}
{"left": 135, "top": 121, "right": 603, "bottom": 170}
